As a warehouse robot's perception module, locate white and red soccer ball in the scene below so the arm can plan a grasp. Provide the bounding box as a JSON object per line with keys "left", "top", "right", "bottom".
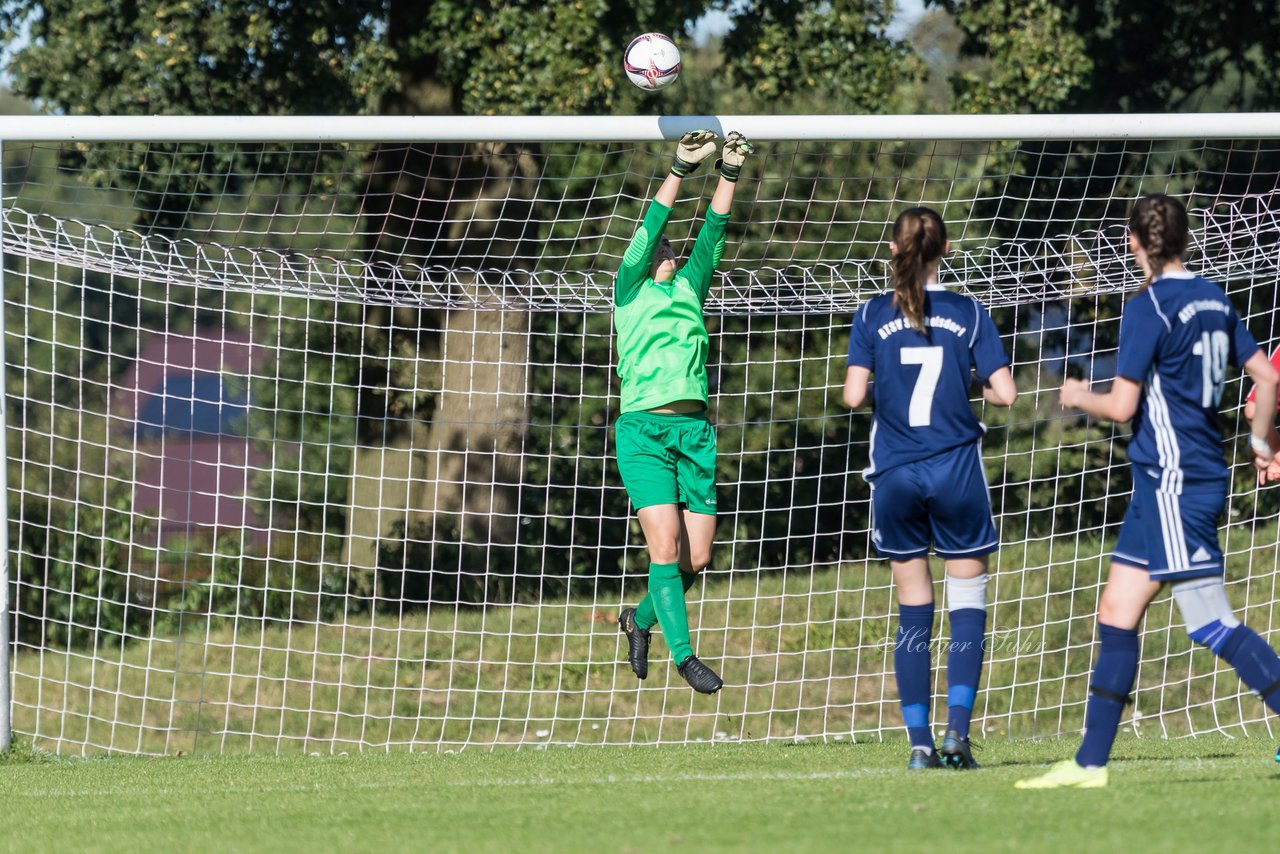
{"left": 624, "top": 33, "right": 682, "bottom": 91}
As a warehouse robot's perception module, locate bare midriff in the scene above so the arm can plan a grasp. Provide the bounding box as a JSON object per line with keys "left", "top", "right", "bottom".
{"left": 648, "top": 399, "right": 706, "bottom": 414}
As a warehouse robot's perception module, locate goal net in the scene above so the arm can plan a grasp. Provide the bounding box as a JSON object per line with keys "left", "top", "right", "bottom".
{"left": 2, "top": 115, "right": 1278, "bottom": 754}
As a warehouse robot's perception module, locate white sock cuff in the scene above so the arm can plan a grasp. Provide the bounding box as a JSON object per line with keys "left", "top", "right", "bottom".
{"left": 946, "top": 573, "right": 988, "bottom": 612}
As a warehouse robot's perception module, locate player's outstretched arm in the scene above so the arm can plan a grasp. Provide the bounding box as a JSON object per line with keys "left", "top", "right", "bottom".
{"left": 617, "top": 131, "right": 716, "bottom": 302}
{"left": 653, "top": 172, "right": 684, "bottom": 209}
{"left": 711, "top": 131, "right": 753, "bottom": 215}
{"left": 680, "top": 133, "right": 753, "bottom": 303}
{"left": 983, "top": 367, "right": 1018, "bottom": 407}
{"left": 655, "top": 129, "right": 718, "bottom": 208}
{"left": 1059, "top": 376, "right": 1142, "bottom": 422}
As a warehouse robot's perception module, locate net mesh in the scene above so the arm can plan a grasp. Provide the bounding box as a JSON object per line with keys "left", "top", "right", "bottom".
{"left": 1, "top": 131, "right": 1278, "bottom": 753}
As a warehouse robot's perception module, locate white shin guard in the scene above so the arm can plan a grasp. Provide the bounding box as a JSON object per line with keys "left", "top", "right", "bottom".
{"left": 946, "top": 573, "right": 989, "bottom": 612}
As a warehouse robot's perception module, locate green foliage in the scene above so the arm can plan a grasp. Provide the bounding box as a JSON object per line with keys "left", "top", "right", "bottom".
{"left": 1057, "top": 0, "right": 1280, "bottom": 112}
{"left": 933, "top": 0, "right": 1280, "bottom": 114}
{"left": 722, "top": 0, "right": 922, "bottom": 111}
{"left": 942, "top": 0, "right": 1091, "bottom": 113}
{"left": 422, "top": 0, "right": 691, "bottom": 115}
{"left": 521, "top": 312, "right": 631, "bottom": 580}
{"left": 159, "top": 530, "right": 349, "bottom": 626}
{"left": 12, "top": 481, "right": 157, "bottom": 649}
{"left": 0, "top": 0, "right": 393, "bottom": 115}
{"left": 985, "top": 389, "right": 1133, "bottom": 539}
{"left": 5, "top": 0, "right": 1279, "bottom": 640}
{"left": 2, "top": 136, "right": 363, "bottom": 635}
{"left": 715, "top": 314, "right": 869, "bottom": 569}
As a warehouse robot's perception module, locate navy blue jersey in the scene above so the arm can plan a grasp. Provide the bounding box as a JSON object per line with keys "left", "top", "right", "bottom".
{"left": 848, "top": 286, "right": 1010, "bottom": 479}
{"left": 1116, "top": 272, "right": 1259, "bottom": 487}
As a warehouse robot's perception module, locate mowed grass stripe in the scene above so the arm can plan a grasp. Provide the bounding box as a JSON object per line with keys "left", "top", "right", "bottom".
{"left": 2, "top": 736, "right": 1278, "bottom": 852}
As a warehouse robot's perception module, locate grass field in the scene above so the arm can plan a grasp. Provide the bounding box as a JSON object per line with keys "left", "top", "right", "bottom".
{"left": 2, "top": 734, "right": 1278, "bottom": 852}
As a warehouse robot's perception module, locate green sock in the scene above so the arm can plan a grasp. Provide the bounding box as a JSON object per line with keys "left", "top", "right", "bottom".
{"left": 646, "top": 561, "right": 694, "bottom": 664}
{"left": 634, "top": 570, "right": 697, "bottom": 630}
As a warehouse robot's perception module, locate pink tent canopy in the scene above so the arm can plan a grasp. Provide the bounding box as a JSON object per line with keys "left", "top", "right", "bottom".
{"left": 111, "top": 328, "right": 274, "bottom": 547}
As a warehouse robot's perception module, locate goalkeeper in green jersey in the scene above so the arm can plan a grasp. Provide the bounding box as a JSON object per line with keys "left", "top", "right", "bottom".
{"left": 615, "top": 129, "right": 753, "bottom": 694}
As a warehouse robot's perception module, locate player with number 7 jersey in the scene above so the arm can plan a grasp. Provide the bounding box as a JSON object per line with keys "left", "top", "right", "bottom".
{"left": 843, "top": 207, "right": 1017, "bottom": 771}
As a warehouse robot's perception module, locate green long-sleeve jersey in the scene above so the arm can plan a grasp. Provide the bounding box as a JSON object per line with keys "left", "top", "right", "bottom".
{"left": 613, "top": 198, "right": 730, "bottom": 413}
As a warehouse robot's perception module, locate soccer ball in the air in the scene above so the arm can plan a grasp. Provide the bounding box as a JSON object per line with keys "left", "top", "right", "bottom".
{"left": 624, "top": 33, "right": 682, "bottom": 91}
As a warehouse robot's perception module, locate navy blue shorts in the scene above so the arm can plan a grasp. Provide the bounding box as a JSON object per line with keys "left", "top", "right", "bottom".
{"left": 1112, "top": 469, "right": 1226, "bottom": 580}
{"left": 869, "top": 442, "right": 998, "bottom": 560}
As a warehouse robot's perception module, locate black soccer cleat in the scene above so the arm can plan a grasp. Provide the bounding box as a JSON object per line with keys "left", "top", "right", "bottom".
{"left": 1274, "top": 742, "right": 1279, "bottom": 764}
{"left": 618, "top": 608, "right": 651, "bottom": 680}
{"left": 908, "top": 747, "right": 942, "bottom": 770}
{"left": 939, "top": 730, "right": 981, "bottom": 770}
{"left": 676, "top": 655, "right": 724, "bottom": 694}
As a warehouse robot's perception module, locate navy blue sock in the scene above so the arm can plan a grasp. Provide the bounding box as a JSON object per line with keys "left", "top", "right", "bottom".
{"left": 1075, "top": 623, "right": 1140, "bottom": 768}
{"left": 1217, "top": 624, "right": 1280, "bottom": 715}
{"left": 895, "top": 602, "right": 936, "bottom": 749}
{"left": 946, "top": 607, "right": 987, "bottom": 740}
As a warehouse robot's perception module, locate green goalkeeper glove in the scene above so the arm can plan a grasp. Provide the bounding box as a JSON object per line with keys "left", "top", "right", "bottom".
{"left": 671, "top": 129, "right": 718, "bottom": 177}
{"left": 716, "top": 131, "right": 753, "bottom": 182}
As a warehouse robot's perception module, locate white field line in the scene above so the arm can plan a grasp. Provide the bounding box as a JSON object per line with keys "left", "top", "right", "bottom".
{"left": 448, "top": 767, "right": 901, "bottom": 787}
{"left": 7, "top": 768, "right": 894, "bottom": 798}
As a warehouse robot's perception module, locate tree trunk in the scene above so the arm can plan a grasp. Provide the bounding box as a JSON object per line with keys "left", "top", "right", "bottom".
{"left": 346, "top": 73, "right": 541, "bottom": 585}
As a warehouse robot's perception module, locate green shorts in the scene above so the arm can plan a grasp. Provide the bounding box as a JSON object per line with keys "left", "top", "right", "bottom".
{"left": 614, "top": 410, "right": 718, "bottom": 514}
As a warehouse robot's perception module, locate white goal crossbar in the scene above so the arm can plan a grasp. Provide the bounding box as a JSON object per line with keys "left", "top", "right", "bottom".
{"left": 5, "top": 113, "right": 1280, "bottom": 142}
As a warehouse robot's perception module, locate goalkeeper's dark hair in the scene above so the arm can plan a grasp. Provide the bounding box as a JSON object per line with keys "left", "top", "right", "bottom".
{"left": 1129, "top": 194, "right": 1189, "bottom": 287}
{"left": 891, "top": 207, "right": 947, "bottom": 333}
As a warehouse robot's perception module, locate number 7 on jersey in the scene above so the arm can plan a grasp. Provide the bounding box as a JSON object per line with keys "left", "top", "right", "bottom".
{"left": 901, "top": 346, "right": 943, "bottom": 427}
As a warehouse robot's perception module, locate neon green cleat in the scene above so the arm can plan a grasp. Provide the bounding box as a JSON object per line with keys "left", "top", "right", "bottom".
{"left": 1015, "top": 759, "right": 1108, "bottom": 790}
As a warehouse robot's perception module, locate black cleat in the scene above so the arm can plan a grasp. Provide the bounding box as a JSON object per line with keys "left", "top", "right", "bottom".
{"left": 618, "top": 608, "right": 651, "bottom": 679}
{"left": 676, "top": 655, "right": 723, "bottom": 694}
{"left": 939, "top": 730, "right": 981, "bottom": 770}
{"left": 908, "top": 747, "right": 942, "bottom": 770}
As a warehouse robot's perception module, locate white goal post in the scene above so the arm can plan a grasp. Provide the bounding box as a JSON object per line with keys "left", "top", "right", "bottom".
{"left": 1, "top": 113, "right": 1279, "bottom": 755}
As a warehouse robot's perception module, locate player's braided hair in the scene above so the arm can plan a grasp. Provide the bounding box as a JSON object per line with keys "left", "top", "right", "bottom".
{"left": 1129, "top": 194, "right": 1189, "bottom": 286}
{"left": 891, "top": 207, "right": 947, "bottom": 333}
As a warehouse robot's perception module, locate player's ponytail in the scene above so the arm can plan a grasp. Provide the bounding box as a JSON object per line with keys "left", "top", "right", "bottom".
{"left": 1129, "top": 194, "right": 1189, "bottom": 286}
{"left": 891, "top": 207, "right": 947, "bottom": 333}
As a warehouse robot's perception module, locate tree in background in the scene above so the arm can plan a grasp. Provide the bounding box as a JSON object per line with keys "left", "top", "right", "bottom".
{"left": 927, "top": 0, "right": 1090, "bottom": 112}
{"left": 0, "top": 0, "right": 922, "bottom": 606}
{"left": 931, "top": 0, "right": 1280, "bottom": 227}
{"left": 9, "top": 0, "right": 1269, "bottom": 614}
{"left": 932, "top": 0, "right": 1280, "bottom": 113}
{"left": 929, "top": 0, "right": 1280, "bottom": 533}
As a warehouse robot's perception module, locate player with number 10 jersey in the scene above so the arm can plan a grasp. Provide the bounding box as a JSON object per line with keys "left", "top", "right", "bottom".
{"left": 1017, "top": 194, "right": 1280, "bottom": 790}
{"left": 1118, "top": 272, "right": 1258, "bottom": 498}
